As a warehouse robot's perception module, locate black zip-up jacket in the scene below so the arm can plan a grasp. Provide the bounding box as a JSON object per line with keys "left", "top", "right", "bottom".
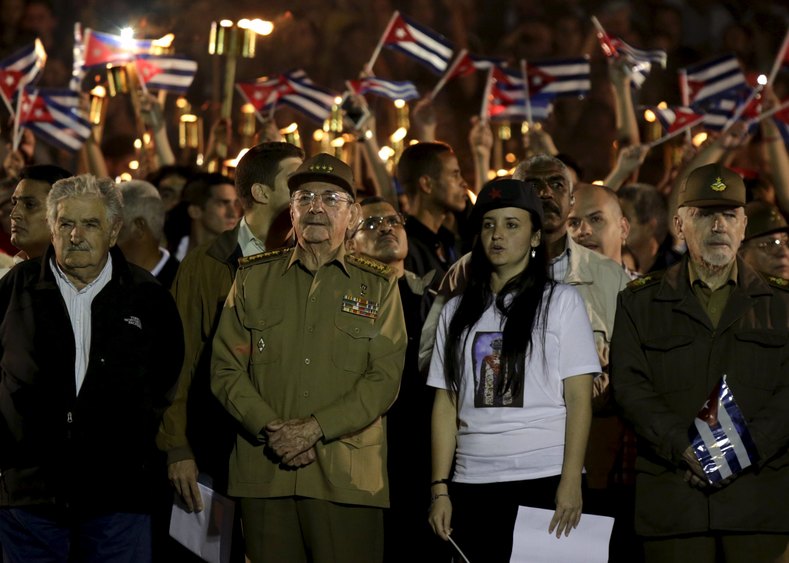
{"left": 0, "top": 246, "right": 184, "bottom": 514}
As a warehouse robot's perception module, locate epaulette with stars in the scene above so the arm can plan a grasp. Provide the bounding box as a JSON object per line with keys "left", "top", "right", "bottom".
{"left": 765, "top": 275, "right": 789, "bottom": 291}
{"left": 346, "top": 254, "right": 392, "bottom": 278}
{"left": 626, "top": 270, "right": 664, "bottom": 291}
{"left": 237, "top": 246, "right": 294, "bottom": 269}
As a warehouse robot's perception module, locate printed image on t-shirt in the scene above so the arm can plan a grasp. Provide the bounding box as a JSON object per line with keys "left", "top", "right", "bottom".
{"left": 472, "top": 331, "right": 523, "bottom": 407}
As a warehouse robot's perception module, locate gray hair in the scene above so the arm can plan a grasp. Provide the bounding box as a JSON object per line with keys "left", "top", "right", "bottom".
{"left": 119, "top": 180, "right": 165, "bottom": 241}
{"left": 513, "top": 155, "right": 571, "bottom": 183}
{"left": 47, "top": 174, "right": 124, "bottom": 230}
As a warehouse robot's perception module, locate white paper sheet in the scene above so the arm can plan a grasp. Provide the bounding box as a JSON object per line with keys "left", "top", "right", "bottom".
{"left": 169, "top": 480, "right": 235, "bottom": 563}
{"left": 510, "top": 506, "right": 614, "bottom": 563}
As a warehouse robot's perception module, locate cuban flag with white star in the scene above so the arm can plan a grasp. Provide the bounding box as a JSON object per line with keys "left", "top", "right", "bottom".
{"left": 488, "top": 66, "right": 552, "bottom": 122}
{"left": 684, "top": 55, "right": 747, "bottom": 108}
{"left": 18, "top": 87, "right": 91, "bottom": 152}
{"left": 81, "top": 28, "right": 153, "bottom": 68}
{"left": 134, "top": 54, "right": 197, "bottom": 94}
{"left": 382, "top": 13, "right": 454, "bottom": 75}
{"left": 0, "top": 39, "right": 46, "bottom": 111}
{"left": 688, "top": 374, "right": 759, "bottom": 484}
{"left": 524, "top": 57, "right": 591, "bottom": 99}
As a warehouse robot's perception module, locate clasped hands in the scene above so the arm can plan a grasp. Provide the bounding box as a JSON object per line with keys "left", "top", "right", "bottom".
{"left": 265, "top": 416, "right": 323, "bottom": 468}
{"left": 681, "top": 446, "right": 738, "bottom": 490}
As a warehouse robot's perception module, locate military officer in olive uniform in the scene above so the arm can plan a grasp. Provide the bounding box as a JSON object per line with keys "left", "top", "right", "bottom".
{"left": 211, "top": 153, "right": 407, "bottom": 563}
{"left": 611, "top": 163, "right": 789, "bottom": 562}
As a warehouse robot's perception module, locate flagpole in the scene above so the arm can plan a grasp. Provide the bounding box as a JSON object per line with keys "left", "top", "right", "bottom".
{"left": 364, "top": 11, "right": 399, "bottom": 75}
{"left": 721, "top": 86, "right": 761, "bottom": 134}
{"left": 767, "top": 28, "right": 789, "bottom": 86}
{"left": 590, "top": 16, "right": 617, "bottom": 57}
{"left": 678, "top": 69, "right": 692, "bottom": 144}
{"left": 479, "top": 66, "right": 494, "bottom": 119}
{"left": 12, "top": 89, "right": 33, "bottom": 152}
{"left": 646, "top": 120, "right": 702, "bottom": 149}
{"left": 429, "top": 48, "right": 466, "bottom": 101}
{"left": 521, "top": 59, "right": 533, "bottom": 127}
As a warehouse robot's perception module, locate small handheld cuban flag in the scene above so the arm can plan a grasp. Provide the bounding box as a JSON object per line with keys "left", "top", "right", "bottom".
{"left": 688, "top": 374, "right": 759, "bottom": 484}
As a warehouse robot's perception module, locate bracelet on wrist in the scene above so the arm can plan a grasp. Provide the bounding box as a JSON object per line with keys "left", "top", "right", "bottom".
{"left": 430, "top": 492, "right": 450, "bottom": 502}
{"left": 431, "top": 478, "right": 450, "bottom": 487}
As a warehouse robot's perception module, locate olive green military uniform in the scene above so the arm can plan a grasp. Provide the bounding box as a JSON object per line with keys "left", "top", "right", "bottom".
{"left": 211, "top": 242, "right": 406, "bottom": 561}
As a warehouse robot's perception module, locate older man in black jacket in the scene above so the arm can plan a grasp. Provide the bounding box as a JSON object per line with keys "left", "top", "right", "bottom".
{"left": 612, "top": 164, "right": 789, "bottom": 562}
{"left": 0, "top": 174, "right": 184, "bottom": 563}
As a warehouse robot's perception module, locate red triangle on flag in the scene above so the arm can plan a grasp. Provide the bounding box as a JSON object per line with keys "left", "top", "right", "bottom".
{"left": 384, "top": 16, "right": 416, "bottom": 45}
{"left": 0, "top": 69, "right": 22, "bottom": 99}
{"left": 524, "top": 64, "right": 556, "bottom": 96}
{"left": 18, "top": 92, "right": 52, "bottom": 124}
{"left": 135, "top": 58, "right": 162, "bottom": 84}
{"left": 83, "top": 33, "right": 125, "bottom": 67}
{"left": 450, "top": 53, "right": 476, "bottom": 79}
{"left": 668, "top": 109, "right": 702, "bottom": 133}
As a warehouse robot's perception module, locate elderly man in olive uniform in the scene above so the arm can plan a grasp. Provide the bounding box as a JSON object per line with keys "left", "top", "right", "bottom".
{"left": 211, "top": 153, "right": 407, "bottom": 563}
{"left": 612, "top": 163, "right": 789, "bottom": 562}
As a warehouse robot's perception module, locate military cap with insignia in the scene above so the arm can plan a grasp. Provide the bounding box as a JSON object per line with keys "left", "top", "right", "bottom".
{"left": 287, "top": 153, "right": 355, "bottom": 198}
{"left": 678, "top": 163, "right": 746, "bottom": 208}
{"left": 743, "top": 201, "right": 789, "bottom": 241}
{"left": 470, "top": 178, "right": 544, "bottom": 230}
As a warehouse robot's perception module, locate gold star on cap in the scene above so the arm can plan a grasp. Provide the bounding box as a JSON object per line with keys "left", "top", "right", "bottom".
{"left": 309, "top": 164, "right": 334, "bottom": 172}
{"left": 710, "top": 177, "right": 727, "bottom": 192}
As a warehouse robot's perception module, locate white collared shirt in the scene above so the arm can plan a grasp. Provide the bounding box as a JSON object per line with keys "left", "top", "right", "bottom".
{"left": 549, "top": 242, "right": 570, "bottom": 282}
{"left": 50, "top": 254, "right": 113, "bottom": 395}
{"left": 237, "top": 216, "right": 265, "bottom": 257}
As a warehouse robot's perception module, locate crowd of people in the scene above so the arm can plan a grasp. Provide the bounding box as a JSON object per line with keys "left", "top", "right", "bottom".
{"left": 0, "top": 1, "right": 788, "bottom": 563}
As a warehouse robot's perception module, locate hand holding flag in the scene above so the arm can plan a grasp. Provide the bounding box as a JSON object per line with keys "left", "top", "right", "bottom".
{"left": 688, "top": 374, "right": 758, "bottom": 486}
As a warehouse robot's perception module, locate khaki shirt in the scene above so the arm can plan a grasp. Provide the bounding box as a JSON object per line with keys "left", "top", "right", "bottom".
{"left": 211, "top": 244, "right": 406, "bottom": 507}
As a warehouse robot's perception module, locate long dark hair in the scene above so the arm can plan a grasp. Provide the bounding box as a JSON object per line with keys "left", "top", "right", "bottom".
{"left": 443, "top": 217, "right": 554, "bottom": 400}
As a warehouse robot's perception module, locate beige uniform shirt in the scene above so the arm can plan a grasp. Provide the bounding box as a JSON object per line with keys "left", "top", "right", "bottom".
{"left": 211, "top": 244, "right": 406, "bottom": 507}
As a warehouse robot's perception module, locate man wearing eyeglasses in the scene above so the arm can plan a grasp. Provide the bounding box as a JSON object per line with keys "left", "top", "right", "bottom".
{"left": 739, "top": 201, "right": 789, "bottom": 280}
{"left": 212, "top": 153, "right": 407, "bottom": 563}
{"left": 347, "top": 197, "right": 442, "bottom": 561}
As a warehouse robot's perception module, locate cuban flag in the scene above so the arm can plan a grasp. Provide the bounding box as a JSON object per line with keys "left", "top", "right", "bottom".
{"left": 277, "top": 76, "right": 337, "bottom": 123}
{"left": 650, "top": 105, "right": 705, "bottom": 133}
{"left": 525, "top": 57, "right": 591, "bottom": 99}
{"left": 237, "top": 76, "right": 292, "bottom": 112}
{"left": 18, "top": 87, "right": 91, "bottom": 152}
{"left": 82, "top": 28, "right": 154, "bottom": 68}
{"left": 349, "top": 77, "right": 419, "bottom": 101}
{"left": 700, "top": 90, "right": 760, "bottom": 132}
{"left": 382, "top": 13, "right": 454, "bottom": 75}
{"left": 448, "top": 51, "right": 505, "bottom": 79}
{"left": 236, "top": 70, "right": 311, "bottom": 113}
{"left": 488, "top": 66, "right": 552, "bottom": 122}
{"left": 610, "top": 38, "right": 667, "bottom": 89}
{"left": 684, "top": 55, "right": 747, "bottom": 108}
{"left": 134, "top": 54, "right": 197, "bottom": 93}
{"left": 688, "top": 375, "right": 759, "bottom": 484}
{"left": 0, "top": 39, "right": 47, "bottom": 110}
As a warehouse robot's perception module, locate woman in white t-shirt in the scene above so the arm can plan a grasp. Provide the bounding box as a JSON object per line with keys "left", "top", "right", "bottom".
{"left": 427, "top": 178, "right": 599, "bottom": 562}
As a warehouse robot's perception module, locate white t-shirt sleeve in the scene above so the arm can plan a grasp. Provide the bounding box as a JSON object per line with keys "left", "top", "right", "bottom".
{"left": 556, "top": 284, "right": 602, "bottom": 379}
{"left": 426, "top": 296, "right": 460, "bottom": 390}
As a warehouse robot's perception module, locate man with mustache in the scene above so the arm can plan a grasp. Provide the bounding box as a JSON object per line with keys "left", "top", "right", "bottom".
{"left": 0, "top": 174, "right": 184, "bottom": 561}
{"left": 612, "top": 163, "right": 789, "bottom": 561}
{"left": 211, "top": 154, "right": 406, "bottom": 562}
